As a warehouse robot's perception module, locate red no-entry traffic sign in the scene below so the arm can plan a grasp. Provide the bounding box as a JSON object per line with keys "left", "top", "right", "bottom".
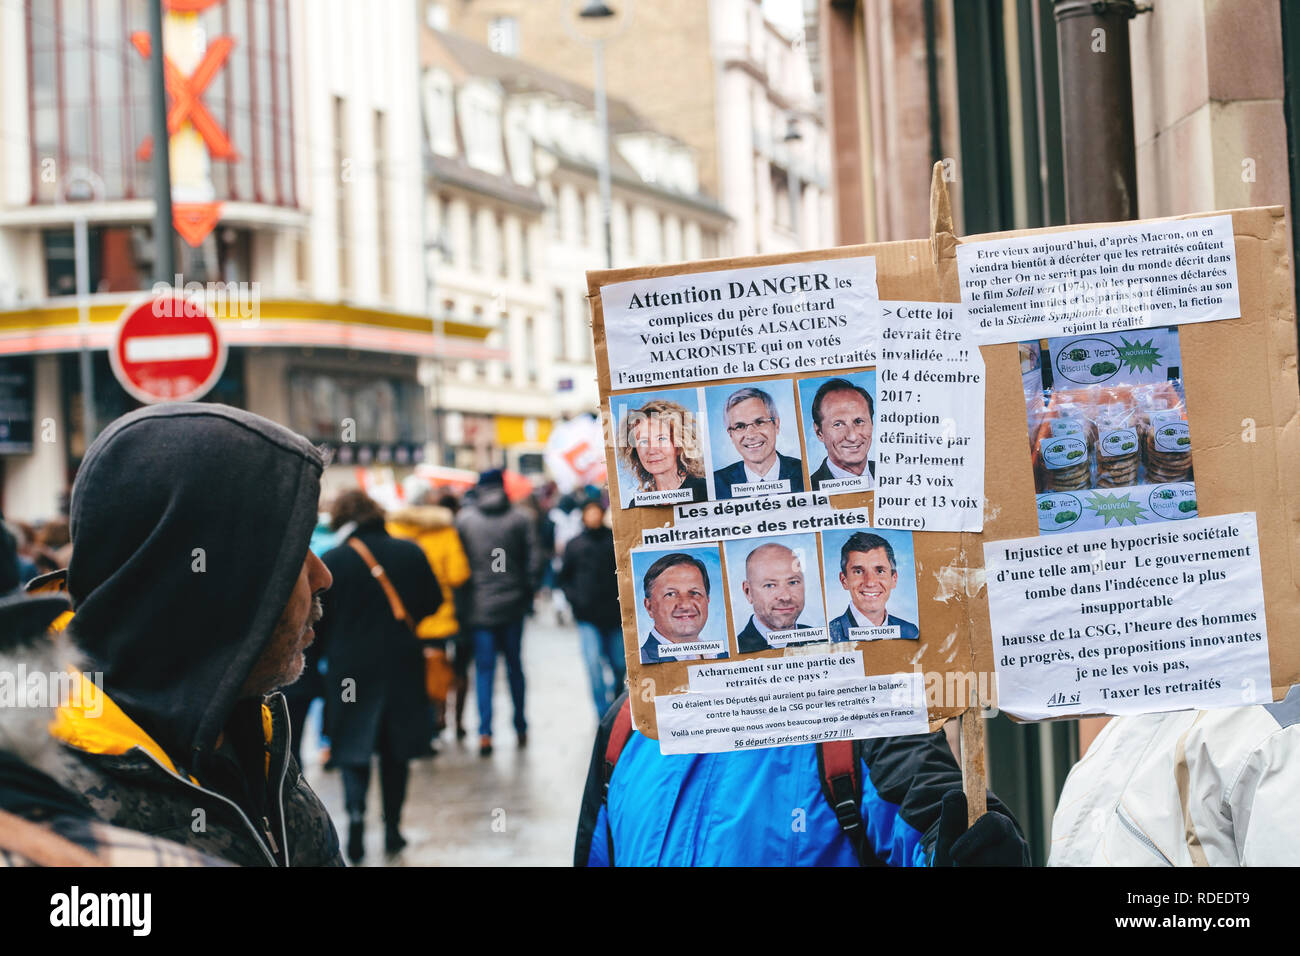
{"left": 110, "top": 294, "right": 227, "bottom": 404}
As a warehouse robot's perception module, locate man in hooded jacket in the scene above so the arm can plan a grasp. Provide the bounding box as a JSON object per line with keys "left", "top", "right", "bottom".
{"left": 50, "top": 403, "right": 343, "bottom": 867}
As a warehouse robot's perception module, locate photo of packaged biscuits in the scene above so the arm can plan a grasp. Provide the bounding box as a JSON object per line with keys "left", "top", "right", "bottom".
{"left": 1144, "top": 408, "right": 1192, "bottom": 482}
{"left": 1094, "top": 392, "right": 1139, "bottom": 488}
{"left": 1040, "top": 433, "right": 1092, "bottom": 491}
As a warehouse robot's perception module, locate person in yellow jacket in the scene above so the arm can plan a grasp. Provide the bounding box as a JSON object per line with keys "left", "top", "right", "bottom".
{"left": 386, "top": 498, "right": 472, "bottom": 742}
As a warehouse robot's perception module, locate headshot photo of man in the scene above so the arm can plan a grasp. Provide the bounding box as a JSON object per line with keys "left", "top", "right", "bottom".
{"left": 726, "top": 537, "right": 826, "bottom": 653}
{"left": 635, "top": 549, "right": 728, "bottom": 664}
{"left": 801, "top": 375, "right": 875, "bottom": 493}
{"left": 709, "top": 385, "right": 805, "bottom": 500}
{"left": 827, "top": 531, "right": 919, "bottom": 642}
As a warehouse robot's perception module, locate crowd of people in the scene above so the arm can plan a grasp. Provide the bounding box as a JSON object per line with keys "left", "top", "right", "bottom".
{"left": 0, "top": 403, "right": 1293, "bottom": 869}
{"left": 0, "top": 403, "right": 628, "bottom": 867}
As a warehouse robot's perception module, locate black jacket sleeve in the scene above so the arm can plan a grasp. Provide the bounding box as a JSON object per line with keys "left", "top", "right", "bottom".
{"left": 574, "top": 690, "right": 629, "bottom": 867}
{"left": 858, "top": 729, "right": 1024, "bottom": 864}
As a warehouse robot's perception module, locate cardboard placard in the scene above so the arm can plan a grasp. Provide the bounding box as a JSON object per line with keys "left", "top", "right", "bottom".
{"left": 964, "top": 202, "right": 1300, "bottom": 714}
{"left": 587, "top": 169, "right": 1300, "bottom": 741}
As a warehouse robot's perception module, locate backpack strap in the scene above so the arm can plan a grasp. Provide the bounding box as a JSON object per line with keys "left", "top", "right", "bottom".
{"left": 817, "top": 739, "right": 882, "bottom": 866}
{"left": 348, "top": 537, "right": 416, "bottom": 633}
{"left": 600, "top": 697, "right": 635, "bottom": 866}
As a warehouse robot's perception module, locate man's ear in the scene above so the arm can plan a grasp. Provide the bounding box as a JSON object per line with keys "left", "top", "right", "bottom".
{"left": 742, "top": 581, "right": 753, "bottom": 602}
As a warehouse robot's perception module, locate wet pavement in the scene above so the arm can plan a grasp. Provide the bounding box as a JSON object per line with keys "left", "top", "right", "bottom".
{"left": 302, "top": 613, "right": 603, "bottom": 866}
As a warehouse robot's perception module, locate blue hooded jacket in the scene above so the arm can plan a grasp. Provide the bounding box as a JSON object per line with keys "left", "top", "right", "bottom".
{"left": 576, "top": 695, "right": 1018, "bottom": 867}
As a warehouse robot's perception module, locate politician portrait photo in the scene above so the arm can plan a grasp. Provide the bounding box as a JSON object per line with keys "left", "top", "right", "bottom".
{"left": 703, "top": 381, "right": 805, "bottom": 500}
{"left": 723, "top": 533, "right": 827, "bottom": 653}
{"left": 820, "top": 528, "right": 919, "bottom": 642}
{"left": 612, "top": 387, "right": 710, "bottom": 509}
{"left": 630, "top": 545, "right": 729, "bottom": 664}
{"left": 797, "top": 372, "right": 876, "bottom": 493}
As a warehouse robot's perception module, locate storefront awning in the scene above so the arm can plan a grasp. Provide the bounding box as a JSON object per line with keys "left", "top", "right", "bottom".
{"left": 0, "top": 297, "right": 506, "bottom": 361}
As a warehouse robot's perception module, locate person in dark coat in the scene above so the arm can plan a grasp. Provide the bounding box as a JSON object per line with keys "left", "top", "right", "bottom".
{"left": 316, "top": 490, "right": 442, "bottom": 864}
{"left": 455, "top": 469, "right": 542, "bottom": 756}
{"left": 557, "top": 499, "right": 625, "bottom": 714}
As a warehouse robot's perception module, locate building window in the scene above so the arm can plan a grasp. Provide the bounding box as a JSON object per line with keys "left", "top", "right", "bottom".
{"left": 553, "top": 288, "right": 567, "bottom": 361}
{"left": 437, "top": 194, "right": 454, "bottom": 263}
{"left": 43, "top": 225, "right": 150, "bottom": 296}
{"left": 497, "top": 213, "right": 509, "bottom": 278}
{"left": 27, "top": 0, "right": 296, "bottom": 207}
{"left": 488, "top": 16, "right": 518, "bottom": 56}
{"left": 520, "top": 223, "right": 532, "bottom": 282}
{"left": 502, "top": 317, "right": 514, "bottom": 381}
{"left": 423, "top": 69, "right": 456, "bottom": 156}
{"left": 334, "top": 95, "right": 350, "bottom": 293}
{"left": 375, "top": 110, "right": 391, "bottom": 299}
{"left": 525, "top": 316, "right": 538, "bottom": 384}
{"left": 577, "top": 191, "right": 589, "bottom": 248}
{"left": 771, "top": 165, "right": 792, "bottom": 232}
{"left": 287, "top": 366, "right": 426, "bottom": 445}
{"left": 461, "top": 86, "right": 504, "bottom": 173}
{"left": 296, "top": 230, "right": 311, "bottom": 286}
{"left": 42, "top": 224, "right": 257, "bottom": 296}
{"left": 702, "top": 229, "right": 719, "bottom": 259}
{"left": 468, "top": 207, "right": 481, "bottom": 272}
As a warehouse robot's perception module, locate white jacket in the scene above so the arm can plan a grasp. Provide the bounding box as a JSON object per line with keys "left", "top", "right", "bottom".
{"left": 1049, "top": 687, "right": 1300, "bottom": 866}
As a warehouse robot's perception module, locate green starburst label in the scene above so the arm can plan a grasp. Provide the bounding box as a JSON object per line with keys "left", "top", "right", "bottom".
{"left": 1084, "top": 491, "right": 1148, "bottom": 526}
{"left": 1116, "top": 336, "right": 1162, "bottom": 374}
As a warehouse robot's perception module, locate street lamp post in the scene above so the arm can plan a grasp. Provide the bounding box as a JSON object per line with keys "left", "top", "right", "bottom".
{"left": 577, "top": 1, "right": 621, "bottom": 270}
{"left": 147, "top": 0, "right": 176, "bottom": 282}
{"left": 61, "top": 170, "right": 105, "bottom": 445}
{"left": 591, "top": 36, "right": 613, "bottom": 269}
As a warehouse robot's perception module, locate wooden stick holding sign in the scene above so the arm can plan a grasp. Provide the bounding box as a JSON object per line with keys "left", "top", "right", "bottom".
{"left": 928, "top": 162, "right": 988, "bottom": 827}
{"left": 961, "top": 695, "right": 988, "bottom": 825}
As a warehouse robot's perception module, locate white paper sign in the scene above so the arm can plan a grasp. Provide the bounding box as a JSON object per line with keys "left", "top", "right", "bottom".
{"left": 984, "top": 512, "right": 1270, "bottom": 720}
{"left": 601, "top": 257, "right": 879, "bottom": 389}
{"left": 958, "top": 215, "right": 1240, "bottom": 345}
{"left": 655, "top": 672, "right": 930, "bottom": 754}
{"left": 687, "top": 651, "right": 864, "bottom": 691}
{"left": 874, "top": 301, "right": 986, "bottom": 531}
{"left": 642, "top": 492, "right": 872, "bottom": 546}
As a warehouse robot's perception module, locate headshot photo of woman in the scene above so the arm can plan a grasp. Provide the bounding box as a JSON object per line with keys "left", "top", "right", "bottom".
{"left": 616, "top": 393, "right": 710, "bottom": 508}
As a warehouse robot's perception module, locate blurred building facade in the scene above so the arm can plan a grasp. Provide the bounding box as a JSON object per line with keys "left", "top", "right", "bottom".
{"left": 434, "top": 0, "right": 835, "bottom": 256}
{"left": 0, "top": 0, "right": 507, "bottom": 520}
{"left": 811, "top": 0, "right": 1299, "bottom": 863}
{"left": 419, "top": 27, "right": 730, "bottom": 472}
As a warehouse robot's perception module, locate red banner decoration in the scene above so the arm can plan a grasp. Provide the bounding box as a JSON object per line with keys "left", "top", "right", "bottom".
{"left": 163, "top": 0, "right": 224, "bottom": 11}
{"left": 131, "top": 31, "right": 237, "bottom": 162}
{"left": 172, "top": 202, "right": 224, "bottom": 247}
